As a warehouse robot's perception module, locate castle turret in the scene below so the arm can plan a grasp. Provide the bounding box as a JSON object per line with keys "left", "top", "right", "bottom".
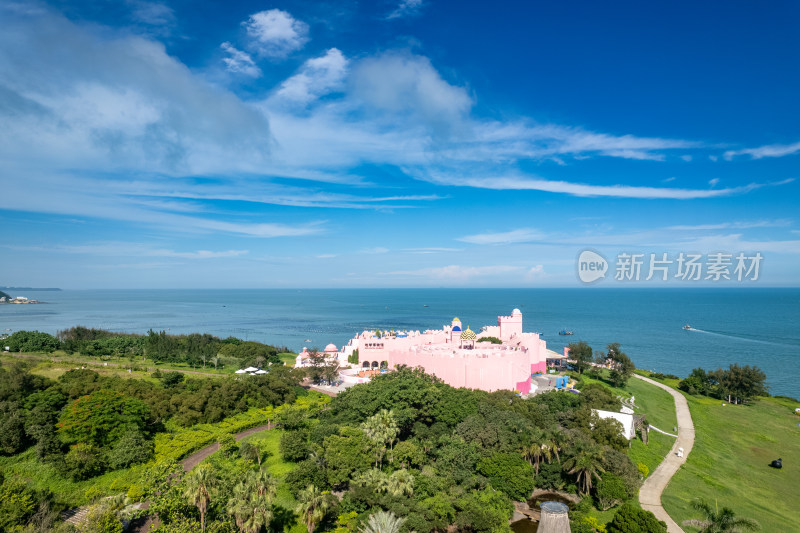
{"left": 450, "top": 317, "right": 462, "bottom": 343}
{"left": 498, "top": 308, "right": 523, "bottom": 340}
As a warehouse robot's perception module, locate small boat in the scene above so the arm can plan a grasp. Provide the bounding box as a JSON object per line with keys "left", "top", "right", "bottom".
{"left": 682, "top": 324, "right": 691, "bottom": 330}
{"left": 423, "top": 304, "right": 429, "bottom": 307}
{"left": 304, "top": 339, "right": 312, "bottom": 343}
{"left": 558, "top": 330, "right": 574, "bottom": 336}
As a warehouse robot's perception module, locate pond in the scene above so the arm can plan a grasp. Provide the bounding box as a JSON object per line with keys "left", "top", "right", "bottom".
{"left": 510, "top": 493, "right": 577, "bottom": 532}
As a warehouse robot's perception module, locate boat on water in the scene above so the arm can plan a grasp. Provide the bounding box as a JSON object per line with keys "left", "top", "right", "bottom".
{"left": 558, "top": 329, "right": 574, "bottom": 336}
{"left": 682, "top": 324, "right": 691, "bottom": 330}
{"left": 304, "top": 339, "right": 312, "bottom": 343}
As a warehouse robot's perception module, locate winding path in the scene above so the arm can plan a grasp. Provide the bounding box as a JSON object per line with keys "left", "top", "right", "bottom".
{"left": 634, "top": 374, "right": 695, "bottom": 533}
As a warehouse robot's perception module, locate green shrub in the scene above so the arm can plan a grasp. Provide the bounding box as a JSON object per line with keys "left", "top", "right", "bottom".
{"left": 108, "top": 427, "right": 153, "bottom": 469}
{"left": 62, "top": 443, "right": 106, "bottom": 481}
{"left": 279, "top": 429, "right": 310, "bottom": 462}
{"left": 596, "top": 473, "right": 631, "bottom": 510}
{"left": 476, "top": 452, "right": 535, "bottom": 501}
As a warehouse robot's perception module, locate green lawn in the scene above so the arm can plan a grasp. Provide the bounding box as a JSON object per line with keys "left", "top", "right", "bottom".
{"left": 278, "top": 352, "right": 297, "bottom": 367}
{"left": 4, "top": 350, "right": 301, "bottom": 378}
{"left": 662, "top": 394, "right": 800, "bottom": 532}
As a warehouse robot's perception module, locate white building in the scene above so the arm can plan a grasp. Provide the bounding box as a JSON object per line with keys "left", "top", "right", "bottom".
{"left": 593, "top": 409, "right": 636, "bottom": 440}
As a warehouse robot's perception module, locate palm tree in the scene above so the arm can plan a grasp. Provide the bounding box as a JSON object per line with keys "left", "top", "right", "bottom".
{"left": 353, "top": 469, "right": 388, "bottom": 493}
{"left": 360, "top": 410, "right": 399, "bottom": 469}
{"left": 683, "top": 499, "right": 760, "bottom": 532}
{"left": 359, "top": 510, "right": 406, "bottom": 533}
{"left": 252, "top": 468, "right": 277, "bottom": 499}
{"left": 227, "top": 481, "right": 252, "bottom": 532}
{"left": 296, "top": 484, "right": 335, "bottom": 533}
{"left": 523, "top": 429, "right": 552, "bottom": 475}
{"left": 184, "top": 463, "right": 217, "bottom": 532}
{"left": 549, "top": 429, "right": 566, "bottom": 463}
{"left": 562, "top": 440, "right": 605, "bottom": 495}
{"left": 227, "top": 470, "right": 277, "bottom": 533}
{"left": 385, "top": 469, "right": 414, "bottom": 497}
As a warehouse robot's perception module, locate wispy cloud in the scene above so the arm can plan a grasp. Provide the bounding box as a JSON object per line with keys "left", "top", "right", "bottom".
{"left": 387, "top": 0, "right": 424, "bottom": 20}
{"left": 666, "top": 219, "right": 792, "bottom": 231}
{"left": 127, "top": 1, "right": 175, "bottom": 27}
{"left": 388, "top": 264, "right": 522, "bottom": 280}
{"left": 243, "top": 9, "right": 309, "bottom": 58}
{"left": 420, "top": 173, "right": 793, "bottom": 199}
{"left": 724, "top": 140, "right": 800, "bottom": 160}
{"left": 221, "top": 42, "right": 262, "bottom": 77}
{"left": 458, "top": 228, "right": 544, "bottom": 245}
{"left": 10, "top": 242, "right": 249, "bottom": 259}
{"left": 403, "top": 247, "right": 463, "bottom": 254}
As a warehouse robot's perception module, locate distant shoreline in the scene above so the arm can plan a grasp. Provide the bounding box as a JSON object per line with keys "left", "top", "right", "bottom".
{"left": 0, "top": 287, "right": 61, "bottom": 291}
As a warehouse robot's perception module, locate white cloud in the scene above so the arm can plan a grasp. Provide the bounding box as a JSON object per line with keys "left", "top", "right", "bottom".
{"left": 709, "top": 178, "right": 720, "bottom": 187}
{"left": 458, "top": 228, "right": 544, "bottom": 245}
{"left": 403, "top": 247, "right": 463, "bottom": 254}
{"left": 243, "top": 9, "right": 309, "bottom": 58}
{"left": 32, "top": 242, "right": 249, "bottom": 259}
{"left": 526, "top": 265, "right": 546, "bottom": 280}
{"left": 273, "top": 48, "right": 348, "bottom": 104}
{"left": 360, "top": 247, "right": 390, "bottom": 254}
{"left": 419, "top": 172, "right": 793, "bottom": 200}
{"left": 389, "top": 264, "right": 522, "bottom": 280}
{"left": 724, "top": 140, "right": 800, "bottom": 160}
{"left": 221, "top": 42, "right": 262, "bottom": 77}
{"left": 387, "top": 0, "right": 424, "bottom": 20}
{"left": 150, "top": 249, "right": 249, "bottom": 259}
{"left": 0, "top": 9, "right": 273, "bottom": 177}
{"left": 350, "top": 52, "right": 473, "bottom": 131}
{"left": 665, "top": 219, "right": 792, "bottom": 231}
{"left": 127, "top": 1, "right": 175, "bottom": 27}
{"left": 681, "top": 155, "right": 692, "bottom": 162}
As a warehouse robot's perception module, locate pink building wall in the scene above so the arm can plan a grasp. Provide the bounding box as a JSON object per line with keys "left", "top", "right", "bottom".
{"left": 353, "top": 310, "right": 552, "bottom": 393}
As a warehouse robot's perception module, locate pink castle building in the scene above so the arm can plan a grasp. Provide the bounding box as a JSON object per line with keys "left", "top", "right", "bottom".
{"left": 339, "top": 309, "right": 566, "bottom": 393}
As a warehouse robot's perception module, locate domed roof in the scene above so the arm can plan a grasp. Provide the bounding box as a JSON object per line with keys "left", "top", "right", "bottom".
{"left": 324, "top": 343, "right": 338, "bottom": 353}
{"left": 512, "top": 308, "right": 522, "bottom": 315}
{"left": 452, "top": 325, "right": 462, "bottom": 332}
{"left": 461, "top": 327, "right": 477, "bottom": 340}
{"left": 452, "top": 317, "right": 461, "bottom": 323}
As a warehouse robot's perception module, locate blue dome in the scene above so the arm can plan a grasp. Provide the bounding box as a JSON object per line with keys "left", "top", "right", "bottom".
{"left": 452, "top": 325, "right": 462, "bottom": 332}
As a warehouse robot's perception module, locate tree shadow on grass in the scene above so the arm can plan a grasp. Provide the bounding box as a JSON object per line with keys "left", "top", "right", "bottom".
{"left": 270, "top": 505, "right": 297, "bottom": 532}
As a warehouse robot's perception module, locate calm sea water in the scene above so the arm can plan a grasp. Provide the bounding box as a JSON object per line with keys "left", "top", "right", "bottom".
{"left": 1, "top": 288, "right": 798, "bottom": 397}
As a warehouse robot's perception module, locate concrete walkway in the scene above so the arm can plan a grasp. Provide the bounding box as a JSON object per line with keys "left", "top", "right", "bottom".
{"left": 635, "top": 374, "right": 695, "bottom": 533}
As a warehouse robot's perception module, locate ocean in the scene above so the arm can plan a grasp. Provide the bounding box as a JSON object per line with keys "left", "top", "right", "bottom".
{"left": 1, "top": 288, "right": 798, "bottom": 398}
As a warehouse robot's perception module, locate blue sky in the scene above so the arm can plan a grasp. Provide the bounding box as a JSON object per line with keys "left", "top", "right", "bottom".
{"left": 1, "top": 0, "right": 799, "bottom": 288}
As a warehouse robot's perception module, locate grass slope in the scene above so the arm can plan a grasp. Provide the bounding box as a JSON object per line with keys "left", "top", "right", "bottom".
{"left": 662, "top": 394, "right": 800, "bottom": 532}
{"left": 578, "top": 372, "right": 677, "bottom": 478}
